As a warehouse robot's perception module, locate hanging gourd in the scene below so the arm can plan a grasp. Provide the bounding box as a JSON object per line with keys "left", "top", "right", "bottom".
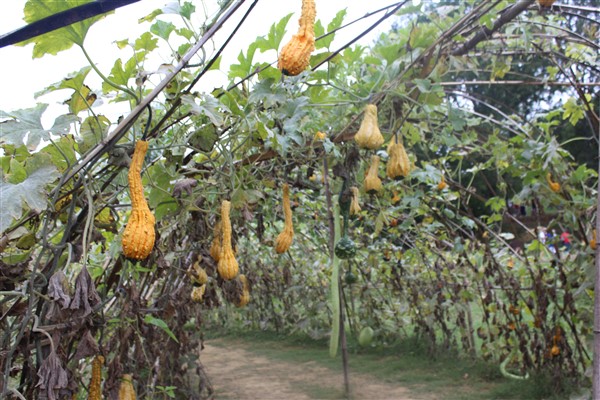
{"left": 349, "top": 186, "right": 361, "bottom": 216}
{"left": 386, "top": 139, "right": 410, "bottom": 179}
{"left": 191, "top": 284, "right": 206, "bottom": 303}
{"left": 354, "top": 104, "right": 384, "bottom": 150}
{"left": 314, "top": 131, "right": 326, "bottom": 141}
{"left": 217, "top": 200, "right": 239, "bottom": 280}
{"left": 209, "top": 221, "right": 222, "bottom": 262}
{"left": 437, "top": 174, "right": 448, "bottom": 190}
{"left": 364, "top": 155, "right": 382, "bottom": 194}
{"left": 278, "top": 0, "right": 316, "bottom": 76}
{"left": 235, "top": 274, "right": 251, "bottom": 308}
{"left": 118, "top": 374, "right": 136, "bottom": 400}
{"left": 88, "top": 355, "right": 104, "bottom": 400}
{"left": 275, "top": 184, "right": 294, "bottom": 254}
{"left": 122, "top": 140, "right": 156, "bottom": 260}
{"left": 189, "top": 259, "right": 208, "bottom": 286}
{"left": 591, "top": 229, "right": 597, "bottom": 251}
{"left": 546, "top": 173, "right": 560, "bottom": 193}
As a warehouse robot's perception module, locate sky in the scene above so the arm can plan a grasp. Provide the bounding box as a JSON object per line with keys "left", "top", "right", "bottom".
{"left": 0, "top": 0, "right": 400, "bottom": 125}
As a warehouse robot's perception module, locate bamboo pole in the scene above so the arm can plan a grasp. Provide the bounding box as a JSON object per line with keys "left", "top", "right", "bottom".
{"left": 593, "top": 140, "right": 600, "bottom": 397}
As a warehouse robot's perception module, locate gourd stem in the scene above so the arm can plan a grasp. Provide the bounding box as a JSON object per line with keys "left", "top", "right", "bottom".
{"left": 128, "top": 140, "right": 150, "bottom": 210}
{"left": 221, "top": 200, "right": 232, "bottom": 249}
{"left": 297, "top": 0, "right": 316, "bottom": 38}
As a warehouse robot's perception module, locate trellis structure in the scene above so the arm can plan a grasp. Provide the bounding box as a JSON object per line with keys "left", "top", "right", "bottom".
{"left": 0, "top": 0, "right": 598, "bottom": 398}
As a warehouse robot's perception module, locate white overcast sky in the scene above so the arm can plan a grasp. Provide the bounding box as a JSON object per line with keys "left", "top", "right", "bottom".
{"left": 0, "top": 0, "right": 402, "bottom": 123}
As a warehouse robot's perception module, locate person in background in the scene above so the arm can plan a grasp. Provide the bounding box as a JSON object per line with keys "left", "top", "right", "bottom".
{"left": 560, "top": 231, "right": 571, "bottom": 251}
{"left": 538, "top": 227, "right": 546, "bottom": 244}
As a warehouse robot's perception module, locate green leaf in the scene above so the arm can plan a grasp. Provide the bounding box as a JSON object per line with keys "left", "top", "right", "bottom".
{"left": 144, "top": 315, "right": 179, "bottom": 343}
{"left": 150, "top": 20, "right": 176, "bottom": 41}
{"left": 179, "top": 1, "right": 196, "bottom": 19}
{"left": 181, "top": 94, "right": 229, "bottom": 127}
{"left": 255, "top": 13, "right": 293, "bottom": 52}
{"left": 562, "top": 97, "right": 584, "bottom": 126}
{"left": 18, "top": 0, "right": 108, "bottom": 58}
{"left": 6, "top": 159, "right": 27, "bottom": 184}
{"left": 0, "top": 104, "right": 78, "bottom": 150}
{"left": 134, "top": 32, "right": 159, "bottom": 52}
{"left": 317, "top": 9, "right": 346, "bottom": 49}
{"left": 66, "top": 84, "right": 97, "bottom": 114}
{"left": 79, "top": 115, "right": 110, "bottom": 154}
{"left": 138, "top": 8, "right": 163, "bottom": 23}
{"left": 163, "top": 1, "right": 195, "bottom": 19}
{"left": 0, "top": 165, "right": 59, "bottom": 233}
{"left": 103, "top": 58, "right": 137, "bottom": 90}
{"left": 228, "top": 43, "right": 259, "bottom": 80}
{"left": 35, "top": 66, "right": 92, "bottom": 97}
{"left": 188, "top": 125, "right": 218, "bottom": 152}
{"left": 39, "top": 135, "right": 77, "bottom": 172}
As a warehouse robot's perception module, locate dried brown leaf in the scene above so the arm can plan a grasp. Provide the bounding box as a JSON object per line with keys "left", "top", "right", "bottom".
{"left": 69, "top": 266, "right": 101, "bottom": 317}
{"left": 173, "top": 178, "right": 198, "bottom": 198}
{"left": 73, "top": 330, "right": 99, "bottom": 362}
{"left": 36, "top": 350, "right": 68, "bottom": 400}
{"left": 48, "top": 270, "right": 71, "bottom": 308}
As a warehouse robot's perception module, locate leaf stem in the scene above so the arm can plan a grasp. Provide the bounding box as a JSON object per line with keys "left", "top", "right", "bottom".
{"left": 79, "top": 44, "right": 140, "bottom": 103}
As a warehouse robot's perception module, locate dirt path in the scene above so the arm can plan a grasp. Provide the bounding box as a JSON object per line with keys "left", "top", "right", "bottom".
{"left": 200, "top": 338, "right": 432, "bottom": 400}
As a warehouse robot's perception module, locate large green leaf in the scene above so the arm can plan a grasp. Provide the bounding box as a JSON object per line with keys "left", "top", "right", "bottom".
{"left": 17, "top": 0, "right": 109, "bottom": 58}
{"left": 78, "top": 115, "right": 111, "bottom": 154}
{"left": 255, "top": 13, "right": 293, "bottom": 52}
{"left": 0, "top": 104, "right": 79, "bottom": 151}
{"left": 315, "top": 9, "right": 347, "bottom": 50}
{"left": 181, "top": 94, "right": 229, "bottom": 127}
{"left": 0, "top": 165, "right": 59, "bottom": 234}
{"left": 35, "top": 66, "right": 92, "bottom": 97}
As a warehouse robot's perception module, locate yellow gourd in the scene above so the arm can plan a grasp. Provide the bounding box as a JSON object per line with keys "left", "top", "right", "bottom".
{"left": 278, "top": 0, "right": 316, "bottom": 76}
{"left": 191, "top": 284, "right": 206, "bottom": 303}
{"left": 122, "top": 140, "right": 155, "bottom": 260}
{"left": 546, "top": 173, "right": 560, "bottom": 193}
{"left": 118, "top": 374, "right": 136, "bottom": 400}
{"left": 386, "top": 139, "right": 410, "bottom": 179}
{"left": 354, "top": 104, "right": 384, "bottom": 150}
{"left": 437, "top": 175, "right": 448, "bottom": 190}
{"left": 314, "top": 131, "right": 326, "bottom": 141}
{"left": 235, "top": 274, "right": 251, "bottom": 308}
{"left": 349, "top": 186, "right": 361, "bottom": 216}
{"left": 189, "top": 260, "right": 208, "bottom": 285}
{"left": 275, "top": 184, "right": 294, "bottom": 254}
{"left": 591, "top": 229, "right": 597, "bottom": 251}
{"left": 88, "top": 355, "right": 104, "bottom": 400}
{"left": 217, "top": 200, "right": 239, "bottom": 280}
{"left": 209, "top": 221, "right": 222, "bottom": 262}
{"left": 364, "top": 155, "right": 382, "bottom": 194}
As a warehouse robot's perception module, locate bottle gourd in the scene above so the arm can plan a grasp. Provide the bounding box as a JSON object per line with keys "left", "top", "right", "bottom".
{"left": 354, "top": 104, "right": 384, "bottom": 150}
{"left": 275, "top": 184, "right": 294, "bottom": 253}
{"left": 122, "top": 140, "right": 155, "bottom": 260}
{"left": 278, "top": 0, "right": 316, "bottom": 76}
{"left": 364, "top": 155, "right": 382, "bottom": 194}
{"left": 386, "top": 139, "right": 410, "bottom": 179}
{"left": 217, "top": 200, "right": 239, "bottom": 280}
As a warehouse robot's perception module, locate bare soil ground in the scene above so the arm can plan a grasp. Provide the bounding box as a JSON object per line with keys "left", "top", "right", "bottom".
{"left": 200, "top": 338, "right": 433, "bottom": 400}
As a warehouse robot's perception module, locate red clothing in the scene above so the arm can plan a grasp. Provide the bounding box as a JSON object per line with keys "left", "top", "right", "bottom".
{"left": 560, "top": 232, "right": 570, "bottom": 244}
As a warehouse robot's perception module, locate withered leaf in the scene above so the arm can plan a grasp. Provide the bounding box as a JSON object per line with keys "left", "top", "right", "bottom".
{"left": 36, "top": 349, "right": 68, "bottom": 400}
{"left": 69, "top": 266, "right": 101, "bottom": 317}
{"left": 48, "top": 270, "right": 71, "bottom": 308}
{"left": 172, "top": 178, "right": 198, "bottom": 198}
{"left": 72, "top": 330, "right": 99, "bottom": 362}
